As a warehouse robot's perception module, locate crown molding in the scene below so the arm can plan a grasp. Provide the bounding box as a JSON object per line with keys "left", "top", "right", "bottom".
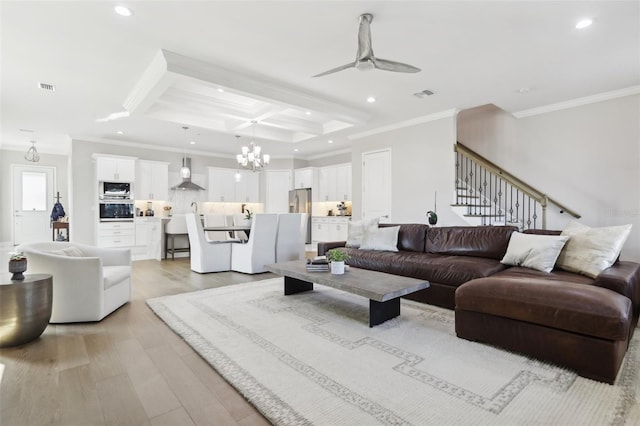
{"left": 303, "top": 148, "right": 352, "bottom": 161}
{"left": 72, "top": 136, "right": 299, "bottom": 162}
{"left": 512, "top": 86, "right": 640, "bottom": 118}
{"left": 348, "top": 108, "right": 459, "bottom": 140}
{"left": 73, "top": 136, "right": 234, "bottom": 160}
{"left": 0, "top": 143, "right": 70, "bottom": 156}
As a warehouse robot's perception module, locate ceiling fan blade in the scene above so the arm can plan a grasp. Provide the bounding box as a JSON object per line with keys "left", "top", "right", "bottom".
{"left": 372, "top": 57, "right": 421, "bottom": 73}
{"left": 312, "top": 62, "right": 356, "bottom": 78}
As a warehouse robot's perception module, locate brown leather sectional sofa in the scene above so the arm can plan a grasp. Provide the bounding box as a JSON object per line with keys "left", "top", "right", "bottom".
{"left": 317, "top": 224, "right": 640, "bottom": 383}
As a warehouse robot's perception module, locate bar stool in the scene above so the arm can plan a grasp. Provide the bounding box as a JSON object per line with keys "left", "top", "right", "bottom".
{"left": 165, "top": 215, "right": 190, "bottom": 260}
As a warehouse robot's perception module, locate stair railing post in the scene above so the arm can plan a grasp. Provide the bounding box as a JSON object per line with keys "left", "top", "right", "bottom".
{"left": 541, "top": 196, "right": 548, "bottom": 230}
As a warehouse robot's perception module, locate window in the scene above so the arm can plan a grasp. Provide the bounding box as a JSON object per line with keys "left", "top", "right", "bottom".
{"left": 22, "top": 171, "right": 47, "bottom": 211}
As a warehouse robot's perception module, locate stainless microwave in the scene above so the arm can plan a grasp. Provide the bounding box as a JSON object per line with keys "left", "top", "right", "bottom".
{"left": 100, "top": 181, "right": 132, "bottom": 200}
{"left": 99, "top": 201, "right": 134, "bottom": 222}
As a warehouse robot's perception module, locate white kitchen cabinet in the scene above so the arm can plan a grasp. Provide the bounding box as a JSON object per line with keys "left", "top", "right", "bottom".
{"left": 294, "top": 168, "right": 316, "bottom": 189}
{"left": 265, "top": 169, "right": 291, "bottom": 213}
{"left": 311, "top": 217, "right": 329, "bottom": 243}
{"left": 318, "top": 167, "right": 337, "bottom": 202}
{"left": 208, "top": 168, "right": 236, "bottom": 202}
{"left": 208, "top": 168, "right": 259, "bottom": 203}
{"left": 319, "top": 164, "right": 351, "bottom": 202}
{"left": 335, "top": 164, "right": 352, "bottom": 201}
{"left": 312, "top": 217, "right": 349, "bottom": 242}
{"left": 96, "top": 156, "right": 136, "bottom": 182}
{"left": 327, "top": 217, "right": 349, "bottom": 241}
{"left": 236, "top": 171, "right": 260, "bottom": 202}
{"left": 133, "top": 217, "right": 162, "bottom": 260}
{"left": 136, "top": 160, "right": 169, "bottom": 200}
{"left": 97, "top": 222, "right": 135, "bottom": 248}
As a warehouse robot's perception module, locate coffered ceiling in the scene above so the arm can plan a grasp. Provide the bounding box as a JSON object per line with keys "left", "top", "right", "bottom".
{"left": 1, "top": 1, "right": 638, "bottom": 159}
{"left": 124, "top": 50, "right": 367, "bottom": 144}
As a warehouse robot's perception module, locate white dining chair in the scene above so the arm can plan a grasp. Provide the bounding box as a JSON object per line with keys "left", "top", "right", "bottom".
{"left": 185, "top": 213, "right": 232, "bottom": 273}
{"left": 231, "top": 213, "right": 278, "bottom": 274}
{"left": 275, "top": 213, "right": 305, "bottom": 262}
{"left": 232, "top": 213, "right": 252, "bottom": 241}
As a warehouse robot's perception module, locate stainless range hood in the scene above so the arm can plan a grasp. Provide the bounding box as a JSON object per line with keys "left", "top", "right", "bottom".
{"left": 171, "top": 157, "right": 206, "bottom": 191}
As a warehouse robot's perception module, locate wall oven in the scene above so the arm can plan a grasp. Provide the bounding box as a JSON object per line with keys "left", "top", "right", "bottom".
{"left": 100, "top": 181, "right": 132, "bottom": 200}
{"left": 99, "top": 201, "right": 135, "bottom": 222}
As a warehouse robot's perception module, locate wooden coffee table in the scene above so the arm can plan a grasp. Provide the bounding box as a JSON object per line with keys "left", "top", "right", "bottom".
{"left": 265, "top": 261, "right": 430, "bottom": 327}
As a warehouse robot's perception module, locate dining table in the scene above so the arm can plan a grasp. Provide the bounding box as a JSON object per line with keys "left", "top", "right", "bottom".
{"left": 203, "top": 225, "right": 252, "bottom": 239}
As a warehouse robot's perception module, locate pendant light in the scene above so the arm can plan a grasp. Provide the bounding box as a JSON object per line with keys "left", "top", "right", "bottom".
{"left": 25, "top": 140, "right": 40, "bottom": 162}
{"left": 180, "top": 126, "right": 191, "bottom": 178}
{"left": 234, "top": 135, "right": 242, "bottom": 182}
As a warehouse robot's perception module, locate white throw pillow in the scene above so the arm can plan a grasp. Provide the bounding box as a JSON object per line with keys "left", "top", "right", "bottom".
{"left": 345, "top": 218, "right": 379, "bottom": 248}
{"left": 500, "top": 232, "right": 569, "bottom": 273}
{"left": 556, "top": 221, "right": 632, "bottom": 278}
{"left": 360, "top": 226, "right": 400, "bottom": 252}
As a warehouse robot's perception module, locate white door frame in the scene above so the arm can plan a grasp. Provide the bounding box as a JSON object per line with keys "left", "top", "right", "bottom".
{"left": 362, "top": 148, "right": 392, "bottom": 223}
{"left": 11, "top": 164, "right": 57, "bottom": 246}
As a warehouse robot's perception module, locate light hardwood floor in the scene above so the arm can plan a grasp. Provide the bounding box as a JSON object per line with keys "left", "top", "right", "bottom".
{"left": 0, "top": 258, "right": 278, "bottom": 426}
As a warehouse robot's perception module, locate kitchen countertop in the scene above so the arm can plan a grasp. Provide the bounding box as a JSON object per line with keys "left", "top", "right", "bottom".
{"left": 312, "top": 215, "right": 352, "bottom": 219}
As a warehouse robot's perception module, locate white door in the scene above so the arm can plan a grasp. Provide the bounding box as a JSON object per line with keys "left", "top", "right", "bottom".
{"left": 265, "top": 170, "right": 291, "bottom": 213}
{"left": 362, "top": 149, "right": 391, "bottom": 223}
{"left": 12, "top": 165, "right": 56, "bottom": 245}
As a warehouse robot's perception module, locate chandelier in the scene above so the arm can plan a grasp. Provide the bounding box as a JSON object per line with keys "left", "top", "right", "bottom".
{"left": 25, "top": 141, "right": 40, "bottom": 162}
{"left": 236, "top": 121, "right": 269, "bottom": 172}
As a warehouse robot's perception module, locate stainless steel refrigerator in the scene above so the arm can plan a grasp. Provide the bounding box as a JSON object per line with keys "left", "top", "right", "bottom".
{"left": 289, "top": 188, "right": 312, "bottom": 244}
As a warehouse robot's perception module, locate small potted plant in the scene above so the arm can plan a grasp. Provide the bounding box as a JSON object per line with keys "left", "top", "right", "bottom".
{"left": 245, "top": 209, "right": 253, "bottom": 221}
{"left": 8, "top": 253, "right": 27, "bottom": 281}
{"left": 327, "top": 249, "right": 350, "bottom": 275}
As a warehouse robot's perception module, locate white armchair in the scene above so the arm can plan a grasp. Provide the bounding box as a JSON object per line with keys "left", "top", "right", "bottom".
{"left": 185, "top": 213, "right": 232, "bottom": 273}
{"left": 231, "top": 213, "right": 278, "bottom": 274}
{"left": 16, "top": 241, "right": 131, "bottom": 323}
{"left": 276, "top": 213, "right": 305, "bottom": 262}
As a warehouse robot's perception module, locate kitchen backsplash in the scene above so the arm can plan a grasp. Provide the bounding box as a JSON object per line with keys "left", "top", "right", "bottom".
{"left": 313, "top": 201, "right": 352, "bottom": 216}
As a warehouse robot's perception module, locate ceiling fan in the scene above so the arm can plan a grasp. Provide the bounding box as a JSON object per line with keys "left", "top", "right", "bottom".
{"left": 313, "top": 13, "right": 421, "bottom": 78}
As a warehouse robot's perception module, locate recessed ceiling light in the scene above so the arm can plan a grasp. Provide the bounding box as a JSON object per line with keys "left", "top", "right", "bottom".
{"left": 576, "top": 18, "right": 593, "bottom": 29}
{"left": 294, "top": 148, "right": 299, "bottom": 152}
{"left": 114, "top": 5, "right": 133, "bottom": 17}
{"left": 517, "top": 87, "right": 531, "bottom": 94}
{"left": 190, "top": 141, "right": 196, "bottom": 145}
{"left": 305, "top": 111, "right": 311, "bottom": 115}
{"left": 366, "top": 96, "right": 376, "bottom": 103}
{"left": 328, "top": 140, "right": 333, "bottom": 144}
{"left": 217, "top": 88, "right": 224, "bottom": 93}
{"left": 116, "top": 130, "right": 124, "bottom": 135}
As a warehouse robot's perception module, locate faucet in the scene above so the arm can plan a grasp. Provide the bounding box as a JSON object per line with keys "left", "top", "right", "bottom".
{"left": 191, "top": 201, "right": 198, "bottom": 214}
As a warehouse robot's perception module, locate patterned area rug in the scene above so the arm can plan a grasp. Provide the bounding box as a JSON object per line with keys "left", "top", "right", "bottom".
{"left": 147, "top": 278, "right": 640, "bottom": 425}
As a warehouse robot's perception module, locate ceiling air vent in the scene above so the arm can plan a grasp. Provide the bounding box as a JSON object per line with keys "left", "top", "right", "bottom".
{"left": 413, "top": 89, "right": 434, "bottom": 98}
{"left": 38, "top": 82, "right": 56, "bottom": 91}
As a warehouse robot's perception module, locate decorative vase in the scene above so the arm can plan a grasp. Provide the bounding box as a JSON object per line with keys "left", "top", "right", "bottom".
{"left": 331, "top": 261, "right": 345, "bottom": 275}
{"left": 9, "top": 259, "right": 27, "bottom": 280}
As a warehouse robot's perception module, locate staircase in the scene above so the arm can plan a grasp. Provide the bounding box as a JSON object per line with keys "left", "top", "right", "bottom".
{"left": 452, "top": 142, "right": 580, "bottom": 230}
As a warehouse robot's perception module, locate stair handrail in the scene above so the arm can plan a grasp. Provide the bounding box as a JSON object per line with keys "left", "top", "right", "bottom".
{"left": 454, "top": 142, "right": 581, "bottom": 222}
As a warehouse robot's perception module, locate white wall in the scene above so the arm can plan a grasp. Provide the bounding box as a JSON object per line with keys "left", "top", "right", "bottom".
{"left": 458, "top": 94, "right": 640, "bottom": 261}
{"left": 350, "top": 115, "right": 467, "bottom": 226}
{"left": 0, "top": 149, "right": 70, "bottom": 245}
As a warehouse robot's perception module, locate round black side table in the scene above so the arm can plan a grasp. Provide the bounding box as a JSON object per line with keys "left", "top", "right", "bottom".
{"left": 0, "top": 273, "right": 53, "bottom": 347}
